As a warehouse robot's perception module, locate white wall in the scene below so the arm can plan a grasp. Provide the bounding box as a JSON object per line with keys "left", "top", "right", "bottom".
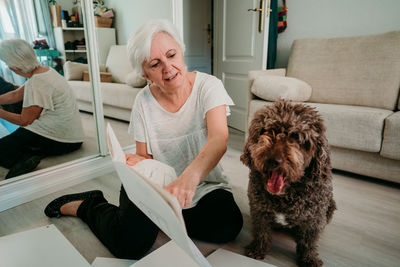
{"left": 107, "top": 0, "right": 174, "bottom": 45}
{"left": 276, "top": 0, "right": 400, "bottom": 68}
{"left": 56, "top": 0, "right": 75, "bottom": 13}
{"left": 56, "top": 0, "right": 174, "bottom": 44}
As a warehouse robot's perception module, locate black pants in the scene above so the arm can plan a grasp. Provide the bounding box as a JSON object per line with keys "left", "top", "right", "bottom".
{"left": 77, "top": 187, "right": 243, "bottom": 259}
{"left": 0, "top": 127, "right": 82, "bottom": 169}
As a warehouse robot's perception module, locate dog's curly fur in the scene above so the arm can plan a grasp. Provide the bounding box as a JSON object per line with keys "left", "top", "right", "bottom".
{"left": 241, "top": 100, "right": 336, "bottom": 267}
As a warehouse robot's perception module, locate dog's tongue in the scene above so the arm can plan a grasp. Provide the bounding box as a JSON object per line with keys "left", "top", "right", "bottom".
{"left": 267, "top": 172, "right": 285, "bottom": 194}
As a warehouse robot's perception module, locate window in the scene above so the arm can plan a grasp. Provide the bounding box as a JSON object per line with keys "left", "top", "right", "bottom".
{"left": 0, "top": 2, "right": 16, "bottom": 39}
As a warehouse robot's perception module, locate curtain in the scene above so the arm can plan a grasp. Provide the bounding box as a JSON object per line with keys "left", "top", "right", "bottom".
{"left": 267, "top": 0, "right": 278, "bottom": 69}
{"left": 34, "top": 0, "right": 56, "bottom": 48}
{"left": 0, "top": 0, "right": 20, "bottom": 39}
{"left": 0, "top": 0, "right": 21, "bottom": 81}
{"left": 0, "top": 0, "right": 56, "bottom": 84}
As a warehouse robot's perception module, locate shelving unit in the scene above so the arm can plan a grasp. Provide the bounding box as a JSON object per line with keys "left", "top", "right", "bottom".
{"left": 53, "top": 27, "right": 116, "bottom": 65}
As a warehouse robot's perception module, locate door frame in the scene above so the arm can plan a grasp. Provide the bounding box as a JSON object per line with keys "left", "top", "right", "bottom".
{"left": 172, "top": 0, "right": 184, "bottom": 40}
{"left": 173, "top": 0, "right": 213, "bottom": 74}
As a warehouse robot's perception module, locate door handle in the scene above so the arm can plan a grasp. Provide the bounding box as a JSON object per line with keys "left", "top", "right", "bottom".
{"left": 247, "top": 0, "right": 270, "bottom": 33}
{"left": 247, "top": 8, "right": 263, "bottom": 12}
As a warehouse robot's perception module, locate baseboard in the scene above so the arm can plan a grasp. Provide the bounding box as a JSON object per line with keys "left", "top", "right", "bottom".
{"left": 0, "top": 155, "right": 113, "bottom": 212}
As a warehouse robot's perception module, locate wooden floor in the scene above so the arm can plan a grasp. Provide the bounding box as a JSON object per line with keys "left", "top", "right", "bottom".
{"left": 0, "top": 129, "right": 399, "bottom": 267}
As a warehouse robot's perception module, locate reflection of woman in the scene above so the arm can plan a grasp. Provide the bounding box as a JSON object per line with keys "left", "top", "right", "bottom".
{"left": 0, "top": 39, "right": 85, "bottom": 179}
{"left": 45, "top": 20, "right": 243, "bottom": 259}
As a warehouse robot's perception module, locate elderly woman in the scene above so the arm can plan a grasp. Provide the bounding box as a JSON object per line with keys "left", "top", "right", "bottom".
{"left": 44, "top": 19, "right": 243, "bottom": 259}
{"left": 0, "top": 39, "right": 84, "bottom": 179}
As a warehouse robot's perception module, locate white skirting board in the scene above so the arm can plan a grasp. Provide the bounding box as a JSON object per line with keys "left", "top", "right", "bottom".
{"left": 0, "top": 155, "right": 112, "bottom": 212}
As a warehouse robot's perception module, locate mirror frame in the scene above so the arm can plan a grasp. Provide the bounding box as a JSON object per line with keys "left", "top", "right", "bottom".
{"left": 81, "top": 0, "right": 107, "bottom": 156}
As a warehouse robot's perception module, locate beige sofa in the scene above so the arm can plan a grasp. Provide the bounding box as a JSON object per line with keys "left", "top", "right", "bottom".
{"left": 247, "top": 31, "right": 400, "bottom": 183}
{"left": 64, "top": 45, "right": 146, "bottom": 121}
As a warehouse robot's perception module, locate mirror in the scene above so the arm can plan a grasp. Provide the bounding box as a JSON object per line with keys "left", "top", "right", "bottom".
{"left": 0, "top": 0, "right": 101, "bottom": 182}
{"left": 87, "top": 0, "right": 137, "bottom": 150}
{"left": 84, "top": 3, "right": 135, "bottom": 150}
{"left": 0, "top": 0, "right": 185, "bottom": 195}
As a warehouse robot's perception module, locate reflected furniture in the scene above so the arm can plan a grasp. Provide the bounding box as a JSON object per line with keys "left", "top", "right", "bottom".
{"left": 246, "top": 31, "right": 400, "bottom": 183}
{"left": 34, "top": 49, "right": 60, "bottom": 68}
{"left": 53, "top": 27, "right": 116, "bottom": 65}
{"left": 65, "top": 45, "right": 147, "bottom": 121}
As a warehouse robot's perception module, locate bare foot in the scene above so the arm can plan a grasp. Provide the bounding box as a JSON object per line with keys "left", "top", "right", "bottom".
{"left": 60, "top": 200, "right": 83, "bottom": 216}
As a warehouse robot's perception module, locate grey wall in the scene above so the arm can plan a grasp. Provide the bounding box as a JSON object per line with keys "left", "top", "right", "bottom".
{"left": 107, "top": 0, "right": 174, "bottom": 45}
{"left": 276, "top": 0, "right": 400, "bottom": 68}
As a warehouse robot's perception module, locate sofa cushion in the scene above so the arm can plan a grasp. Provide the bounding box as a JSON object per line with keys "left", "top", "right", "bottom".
{"left": 125, "top": 71, "right": 147, "bottom": 88}
{"left": 251, "top": 75, "right": 311, "bottom": 102}
{"left": 248, "top": 100, "right": 393, "bottom": 153}
{"left": 381, "top": 112, "right": 400, "bottom": 160}
{"left": 331, "top": 146, "right": 400, "bottom": 183}
{"left": 306, "top": 103, "right": 393, "bottom": 153}
{"left": 69, "top": 81, "right": 141, "bottom": 110}
{"left": 106, "top": 45, "right": 134, "bottom": 83}
{"left": 287, "top": 31, "right": 400, "bottom": 110}
{"left": 64, "top": 61, "right": 107, "bottom": 81}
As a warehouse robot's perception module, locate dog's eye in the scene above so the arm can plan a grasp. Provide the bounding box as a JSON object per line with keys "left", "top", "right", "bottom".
{"left": 303, "top": 141, "right": 311, "bottom": 150}
{"left": 290, "top": 133, "right": 299, "bottom": 140}
{"left": 260, "top": 128, "right": 266, "bottom": 135}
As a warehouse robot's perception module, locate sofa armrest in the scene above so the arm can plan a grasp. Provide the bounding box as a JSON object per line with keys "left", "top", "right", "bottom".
{"left": 64, "top": 61, "right": 86, "bottom": 81}
{"left": 245, "top": 69, "right": 286, "bottom": 137}
{"left": 64, "top": 61, "right": 107, "bottom": 81}
{"left": 381, "top": 111, "right": 400, "bottom": 160}
{"left": 248, "top": 69, "right": 286, "bottom": 101}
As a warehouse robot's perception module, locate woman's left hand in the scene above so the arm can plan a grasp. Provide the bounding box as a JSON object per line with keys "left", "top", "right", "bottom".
{"left": 164, "top": 173, "right": 200, "bottom": 208}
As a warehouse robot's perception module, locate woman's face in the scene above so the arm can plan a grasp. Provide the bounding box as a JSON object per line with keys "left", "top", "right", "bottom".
{"left": 142, "top": 32, "right": 187, "bottom": 91}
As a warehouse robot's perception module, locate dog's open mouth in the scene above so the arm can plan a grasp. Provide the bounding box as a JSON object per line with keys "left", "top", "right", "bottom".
{"left": 266, "top": 172, "right": 286, "bottom": 194}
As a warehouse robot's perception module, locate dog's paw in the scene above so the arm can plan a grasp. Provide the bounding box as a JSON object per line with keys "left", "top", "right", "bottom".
{"left": 245, "top": 240, "right": 268, "bottom": 260}
{"left": 298, "top": 257, "right": 323, "bottom": 267}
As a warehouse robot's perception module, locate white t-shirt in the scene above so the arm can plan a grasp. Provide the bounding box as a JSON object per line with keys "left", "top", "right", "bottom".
{"left": 128, "top": 72, "right": 234, "bottom": 208}
{"left": 23, "top": 68, "right": 85, "bottom": 143}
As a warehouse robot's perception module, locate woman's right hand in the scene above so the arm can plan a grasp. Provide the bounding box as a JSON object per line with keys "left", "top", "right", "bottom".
{"left": 125, "top": 153, "right": 146, "bottom": 166}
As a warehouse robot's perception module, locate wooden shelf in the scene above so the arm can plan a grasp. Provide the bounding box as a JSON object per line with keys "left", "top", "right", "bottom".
{"left": 65, "top": 50, "right": 87, "bottom": 53}
{"left": 62, "top": 27, "right": 84, "bottom": 31}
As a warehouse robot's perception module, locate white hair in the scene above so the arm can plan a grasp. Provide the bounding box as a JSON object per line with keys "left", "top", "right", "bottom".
{"left": 127, "top": 19, "right": 185, "bottom": 76}
{"left": 0, "top": 39, "right": 40, "bottom": 73}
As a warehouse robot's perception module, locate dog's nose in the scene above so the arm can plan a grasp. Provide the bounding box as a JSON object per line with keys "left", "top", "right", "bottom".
{"left": 267, "top": 158, "right": 282, "bottom": 168}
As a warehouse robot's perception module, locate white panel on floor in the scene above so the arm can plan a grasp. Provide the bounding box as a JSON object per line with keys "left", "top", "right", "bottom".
{"left": 130, "top": 240, "right": 276, "bottom": 267}
{"left": 131, "top": 240, "right": 199, "bottom": 267}
{"left": 91, "top": 257, "right": 136, "bottom": 267}
{"left": 207, "top": 248, "right": 276, "bottom": 267}
{"left": 0, "top": 224, "right": 90, "bottom": 267}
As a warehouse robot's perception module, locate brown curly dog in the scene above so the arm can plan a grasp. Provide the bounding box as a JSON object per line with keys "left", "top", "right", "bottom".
{"left": 241, "top": 100, "right": 336, "bottom": 267}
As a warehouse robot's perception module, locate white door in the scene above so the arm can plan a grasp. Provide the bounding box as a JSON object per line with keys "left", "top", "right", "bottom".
{"left": 183, "top": 0, "right": 212, "bottom": 74}
{"left": 214, "top": 0, "right": 270, "bottom": 131}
